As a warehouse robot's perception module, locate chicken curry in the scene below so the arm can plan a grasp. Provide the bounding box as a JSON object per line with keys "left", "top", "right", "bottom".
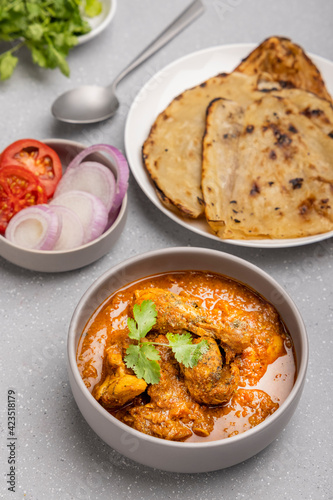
{"left": 77, "top": 271, "right": 296, "bottom": 442}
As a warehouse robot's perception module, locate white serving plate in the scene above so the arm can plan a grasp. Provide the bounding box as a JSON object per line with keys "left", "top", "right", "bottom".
{"left": 125, "top": 43, "right": 333, "bottom": 249}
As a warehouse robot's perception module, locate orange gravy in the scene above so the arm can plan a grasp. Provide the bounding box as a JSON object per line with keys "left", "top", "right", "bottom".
{"left": 77, "top": 271, "right": 296, "bottom": 442}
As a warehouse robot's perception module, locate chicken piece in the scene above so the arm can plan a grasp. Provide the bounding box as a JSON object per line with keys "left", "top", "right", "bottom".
{"left": 122, "top": 405, "right": 193, "bottom": 441}
{"left": 134, "top": 288, "right": 251, "bottom": 360}
{"left": 182, "top": 337, "right": 240, "bottom": 405}
{"left": 93, "top": 344, "right": 147, "bottom": 408}
{"left": 118, "top": 335, "right": 214, "bottom": 440}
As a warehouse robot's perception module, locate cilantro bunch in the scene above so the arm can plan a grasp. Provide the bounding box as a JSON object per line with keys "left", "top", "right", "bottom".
{"left": 125, "top": 300, "right": 209, "bottom": 384}
{"left": 0, "top": 0, "right": 102, "bottom": 80}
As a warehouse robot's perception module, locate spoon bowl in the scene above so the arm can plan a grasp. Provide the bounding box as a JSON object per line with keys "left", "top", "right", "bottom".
{"left": 52, "top": 85, "right": 119, "bottom": 124}
{"left": 51, "top": 0, "right": 204, "bottom": 124}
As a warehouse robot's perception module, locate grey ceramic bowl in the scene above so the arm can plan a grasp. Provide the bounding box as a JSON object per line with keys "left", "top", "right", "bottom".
{"left": 0, "top": 139, "right": 127, "bottom": 272}
{"left": 67, "top": 247, "right": 308, "bottom": 473}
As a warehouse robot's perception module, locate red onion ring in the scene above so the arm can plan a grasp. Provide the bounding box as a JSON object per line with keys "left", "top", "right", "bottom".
{"left": 54, "top": 161, "right": 116, "bottom": 212}
{"left": 50, "top": 190, "right": 108, "bottom": 244}
{"left": 5, "top": 205, "right": 61, "bottom": 250}
{"left": 66, "top": 144, "right": 129, "bottom": 211}
{"left": 50, "top": 205, "right": 85, "bottom": 250}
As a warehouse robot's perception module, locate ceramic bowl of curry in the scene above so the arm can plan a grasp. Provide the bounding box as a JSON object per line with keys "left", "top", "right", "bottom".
{"left": 67, "top": 247, "right": 308, "bottom": 473}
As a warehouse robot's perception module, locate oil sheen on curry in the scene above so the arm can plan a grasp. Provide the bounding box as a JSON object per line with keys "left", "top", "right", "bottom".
{"left": 77, "top": 271, "right": 296, "bottom": 442}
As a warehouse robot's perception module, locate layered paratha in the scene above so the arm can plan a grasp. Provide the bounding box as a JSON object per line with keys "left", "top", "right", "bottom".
{"left": 142, "top": 72, "right": 269, "bottom": 218}
{"left": 202, "top": 93, "right": 333, "bottom": 239}
{"left": 142, "top": 36, "right": 333, "bottom": 239}
{"left": 235, "top": 36, "right": 332, "bottom": 103}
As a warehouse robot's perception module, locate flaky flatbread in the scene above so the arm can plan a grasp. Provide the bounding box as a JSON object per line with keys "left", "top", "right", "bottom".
{"left": 142, "top": 37, "right": 332, "bottom": 221}
{"left": 235, "top": 36, "right": 332, "bottom": 103}
{"left": 142, "top": 72, "right": 275, "bottom": 218}
{"left": 202, "top": 94, "right": 333, "bottom": 239}
{"left": 275, "top": 88, "right": 333, "bottom": 135}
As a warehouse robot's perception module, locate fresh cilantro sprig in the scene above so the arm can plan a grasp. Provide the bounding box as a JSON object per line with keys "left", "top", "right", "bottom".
{"left": 124, "top": 299, "right": 209, "bottom": 384}
{"left": 0, "top": 0, "right": 102, "bottom": 80}
{"left": 125, "top": 343, "right": 161, "bottom": 385}
{"left": 127, "top": 300, "right": 158, "bottom": 341}
{"left": 166, "top": 331, "right": 209, "bottom": 368}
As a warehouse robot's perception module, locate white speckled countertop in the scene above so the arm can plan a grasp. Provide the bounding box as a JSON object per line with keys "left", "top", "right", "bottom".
{"left": 0, "top": 0, "right": 333, "bottom": 498}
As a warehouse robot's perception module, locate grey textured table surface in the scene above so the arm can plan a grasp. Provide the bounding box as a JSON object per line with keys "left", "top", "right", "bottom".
{"left": 1, "top": 0, "right": 333, "bottom": 499}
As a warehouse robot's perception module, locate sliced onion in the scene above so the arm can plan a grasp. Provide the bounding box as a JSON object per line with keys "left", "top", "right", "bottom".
{"left": 49, "top": 205, "right": 85, "bottom": 250}
{"left": 5, "top": 205, "right": 61, "bottom": 250}
{"left": 54, "top": 161, "right": 116, "bottom": 212}
{"left": 106, "top": 206, "right": 121, "bottom": 229}
{"left": 66, "top": 144, "right": 129, "bottom": 211}
{"left": 50, "top": 190, "right": 108, "bottom": 244}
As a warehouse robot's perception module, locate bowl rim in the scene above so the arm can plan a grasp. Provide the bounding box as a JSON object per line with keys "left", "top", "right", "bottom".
{"left": 68, "top": 246, "right": 309, "bottom": 448}
{"left": 77, "top": 0, "right": 117, "bottom": 45}
{"left": 0, "top": 138, "right": 127, "bottom": 256}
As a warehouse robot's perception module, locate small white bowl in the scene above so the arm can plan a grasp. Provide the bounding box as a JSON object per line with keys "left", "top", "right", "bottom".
{"left": 0, "top": 139, "right": 127, "bottom": 273}
{"left": 78, "top": 0, "right": 117, "bottom": 45}
{"left": 67, "top": 247, "right": 308, "bottom": 473}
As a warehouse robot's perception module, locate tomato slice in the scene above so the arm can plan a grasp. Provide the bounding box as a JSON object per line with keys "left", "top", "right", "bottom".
{"left": 0, "top": 139, "right": 62, "bottom": 198}
{"left": 0, "top": 165, "right": 47, "bottom": 233}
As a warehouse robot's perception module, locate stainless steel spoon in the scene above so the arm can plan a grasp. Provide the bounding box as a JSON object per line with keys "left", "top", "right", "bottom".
{"left": 51, "top": 0, "right": 204, "bottom": 124}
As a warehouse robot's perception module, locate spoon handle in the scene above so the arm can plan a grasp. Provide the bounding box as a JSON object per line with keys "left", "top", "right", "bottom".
{"left": 110, "top": 0, "right": 204, "bottom": 89}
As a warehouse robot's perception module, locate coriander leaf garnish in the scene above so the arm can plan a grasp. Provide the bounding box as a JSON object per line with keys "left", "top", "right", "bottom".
{"left": 0, "top": 1, "right": 102, "bottom": 80}
{"left": 127, "top": 300, "right": 158, "bottom": 341}
{"left": 125, "top": 344, "right": 161, "bottom": 385}
{"left": 0, "top": 51, "right": 19, "bottom": 81}
{"left": 124, "top": 299, "right": 210, "bottom": 384}
{"left": 166, "top": 332, "right": 209, "bottom": 368}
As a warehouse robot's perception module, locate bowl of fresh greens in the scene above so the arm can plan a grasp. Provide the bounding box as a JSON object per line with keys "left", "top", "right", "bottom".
{"left": 0, "top": 0, "right": 117, "bottom": 80}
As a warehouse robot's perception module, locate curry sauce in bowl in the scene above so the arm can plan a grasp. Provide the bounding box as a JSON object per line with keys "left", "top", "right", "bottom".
{"left": 68, "top": 247, "right": 308, "bottom": 472}
{"left": 77, "top": 270, "right": 296, "bottom": 443}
